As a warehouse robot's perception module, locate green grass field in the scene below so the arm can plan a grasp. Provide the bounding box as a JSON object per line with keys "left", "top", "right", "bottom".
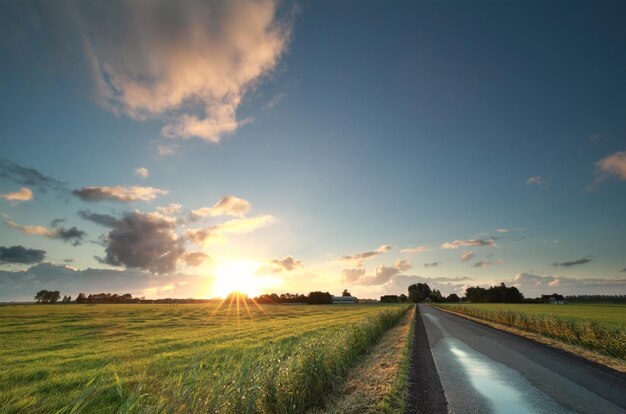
{"left": 434, "top": 303, "right": 626, "bottom": 359}
{"left": 0, "top": 302, "right": 410, "bottom": 414}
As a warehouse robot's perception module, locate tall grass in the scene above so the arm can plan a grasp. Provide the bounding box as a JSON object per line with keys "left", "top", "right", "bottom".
{"left": 434, "top": 304, "right": 626, "bottom": 360}
{"left": 57, "top": 306, "right": 409, "bottom": 414}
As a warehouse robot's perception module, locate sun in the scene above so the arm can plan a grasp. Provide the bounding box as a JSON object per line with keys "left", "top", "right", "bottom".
{"left": 211, "top": 259, "right": 264, "bottom": 299}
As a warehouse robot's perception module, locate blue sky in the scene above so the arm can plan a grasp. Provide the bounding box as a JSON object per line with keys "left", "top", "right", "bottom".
{"left": 1, "top": 0, "right": 625, "bottom": 301}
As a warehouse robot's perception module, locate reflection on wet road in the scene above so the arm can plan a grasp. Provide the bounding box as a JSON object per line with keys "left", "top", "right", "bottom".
{"left": 419, "top": 305, "right": 626, "bottom": 414}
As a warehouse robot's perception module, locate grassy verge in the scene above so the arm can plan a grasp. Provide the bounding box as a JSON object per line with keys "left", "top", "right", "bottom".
{"left": 310, "top": 305, "right": 415, "bottom": 414}
{"left": 433, "top": 304, "right": 626, "bottom": 363}
{"left": 51, "top": 306, "right": 410, "bottom": 414}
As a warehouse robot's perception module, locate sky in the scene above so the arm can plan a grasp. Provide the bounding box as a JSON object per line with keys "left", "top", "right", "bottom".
{"left": 1, "top": 0, "right": 625, "bottom": 302}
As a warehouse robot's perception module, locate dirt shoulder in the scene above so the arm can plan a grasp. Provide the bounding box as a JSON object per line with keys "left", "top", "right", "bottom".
{"left": 432, "top": 305, "right": 626, "bottom": 374}
{"left": 312, "top": 306, "right": 415, "bottom": 414}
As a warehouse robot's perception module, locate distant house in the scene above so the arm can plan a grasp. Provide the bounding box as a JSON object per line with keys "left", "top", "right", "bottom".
{"left": 542, "top": 294, "right": 565, "bottom": 304}
{"left": 332, "top": 295, "right": 358, "bottom": 304}
{"left": 380, "top": 295, "right": 399, "bottom": 303}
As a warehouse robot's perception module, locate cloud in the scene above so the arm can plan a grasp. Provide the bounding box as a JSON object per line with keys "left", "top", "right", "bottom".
{"left": 265, "top": 92, "right": 286, "bottom": 109}
{"left": 267, "top": 256, "right": 303, "bottom": 272}
{"left": 424, "top": 262, "right": 440, "bottom": 268}
{"left": 340, "top": 245, "right": 391, "bottom": 262}
{"left": 135, "top": 167, "right": 149, "bottom": 178}
{"left": 400, "top": 246, "right": 429, "bottom": 254}
{"left": 441, "top": 239, "right": 496, "bottom": 249}
{"left": 51, "top": 219, "right": 65, "bottom": 227}
{"left": 589, "top": 151, "right": 626, "bottom": 189}
{"left": 157, "top": 144, "right": 177, "bottom": 156}
{"left": 80, "top": 210, "right": 184, "bottom": 274}
{"left": 157, "top": 203, "right": 182, "bottom": 216}
{"left": 526, "top": 176, "right": 543, "bottom": 186}
{"left": 0, "top": 245, "right": 46, "bottom": 264}
{"left": 4, "top": 220, "right": 86, "bottom": 246}
{"left": 473, "top": 260, "right": 490, "bottom": 268}
{"left": 552, "top": 257, "right": 592, "bottom": 267}
{"left": 360, "top": 265, "right": 400, "bottom": 286}
{"left": 461, "top": 251, "right": 475, "bottom": 261}
{"left": 394, "top": 260, "right": 411, "bottom": 271}
{"left": 0, "top": 159, "right": 66, "bottom": 193}
{"left": 496, "top": 229, "right": 509, "bottom": 233}
{"left": 186, "top": 215, "right": 273, "bottom": 245}
{"left": 73, "top": 186, "right": 168, "bottom": 202}
{"left": 0, "top": 263, "right": 210, "bottom": 302}
{"left": 191, "top": 196, "right": 251, "bottom": 218}
{"left": 508, "top": 273, "right": 626, "bottom": 297}
{"left": 341, "top": 267, "right": 366, "bottom": 282}
{"left": 43, "top": 0, "right": 293, "bottom": 143}
{"left": 0, "top": 187, "right": 33, "bottom": 203}
{"left": 182, "top": 252, "right": 209, "bottom": 267}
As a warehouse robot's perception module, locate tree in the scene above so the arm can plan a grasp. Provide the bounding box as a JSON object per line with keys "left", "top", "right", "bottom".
{"left": 34, "top": 290, "right": 61, "bottom": 304}
{"left": 399, "top": 293, "right": 408, "bottom": 303}
{"left": 408, "top": 283, "right": 432, "bottom": 303}
{"left": 342, "top": 289, "right": 351, "bottom": 297}
{"left": 306, "top": 291, "right": 332, "bottom": 304}
{"left": 75, "top": 293, "right": 87, "bottom": 304}
{"left": 446, "top": 293, "right": 460, "bottom": 303}
{"left": 62, "top": 295, "right": 72, "bottom": 303}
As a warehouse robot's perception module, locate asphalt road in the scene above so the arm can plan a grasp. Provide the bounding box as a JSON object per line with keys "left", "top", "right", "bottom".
{"left": 417, "top": 305, "right": 626, "bottom": 414}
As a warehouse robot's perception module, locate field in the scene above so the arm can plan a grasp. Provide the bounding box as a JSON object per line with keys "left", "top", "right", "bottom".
{"left": 0, "top": 302, "right": 410, "bottom": 414}
{"left": 433, "top": 303, "right": 626, "bottom": 360}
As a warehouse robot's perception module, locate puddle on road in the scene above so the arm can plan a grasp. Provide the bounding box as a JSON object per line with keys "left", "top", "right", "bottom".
{"left": 424, "top": 312, "right": 574, "bottom": 414}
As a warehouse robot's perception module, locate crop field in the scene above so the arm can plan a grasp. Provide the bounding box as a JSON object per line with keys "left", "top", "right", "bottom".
{"left": 433, "top": 303, "right": 626, "bottom": 359}
{"left": 0, "top": 302, "right": 410, "bottom": 414}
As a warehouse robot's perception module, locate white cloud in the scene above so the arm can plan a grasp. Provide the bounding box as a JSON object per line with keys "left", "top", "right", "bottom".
{"left": 441, "top": 239, "right": 496, "bottom": 249}
{"left": 157, "top": 203, "right": 182, "bottom": 216}
{"left": 135, "top": 167, "right": 149, "bottom": 178}
{"left": 191, "top": 196, "right": 251, "bottom": 218}
{"left": 526, "top": 176, "right": 543, "bottom": 186}
{"left": 461, "top": 251, "right": 475, "bottom": 261}
{"left": 394, "top": 260, "right": 411, "bottom": 271}
{"left": 73, "top": 185, "right": 168, "bottom": 202}
{"left": 0, "top": 187, "right": 33, "bottom": 203}
{"left": 78, "top": 0, "right": 292, "bottom": 143}
{"left": 400, "top": 246, "right": 429, "bottom": 254}
{"left": 186, "top": 215, "right": 273, "bottom": 245}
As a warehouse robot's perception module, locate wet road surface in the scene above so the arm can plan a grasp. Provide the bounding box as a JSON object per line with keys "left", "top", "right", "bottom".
{"left": 418, "top": 305, "right": 626, "bottom": 414}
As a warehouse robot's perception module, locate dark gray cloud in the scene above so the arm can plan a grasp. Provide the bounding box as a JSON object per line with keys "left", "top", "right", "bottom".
{"left": 553, "top": 257, "right": 592, "bottom": 267}
{"left": 0, "top": 246, "right": 46, "bottom": 264}
{"left": 51, "top": 219, "right": 66, "bottom": 227}
{"left": 0, "top": 158, "right": 66, "bottom": 193}
{"left": 73, "top": 185, "right": 167, "bottom": 202}
{"left": 56, "top": 227, "right": 86, "bottom": 246}
{"left": 424, "top": 262, "right": 440, "bottom": 268}
{"left": 622, "top": 268, "right": 626, "bottom": 272}
{"left": 80, "top": 210, "right": 185, "bottom": 274}
{"left": 473, "top": 260, "right": 490, "bottom": 268}
{"left": 4, "top": 220, "right": 85, "bottom": 246}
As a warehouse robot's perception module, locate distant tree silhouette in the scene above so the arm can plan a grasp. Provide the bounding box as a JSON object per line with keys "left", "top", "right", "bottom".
{"left": 342, "top": 289, "right": 351, "bottom": 297}
{"left": 34, "top": 290, "right": 60, "bottom": 304}
{"left": 306, "top": 291, "right": 332, "bottom": 304}
{"left": 446, "top": 293, "right": 461, "bottom": 303}
{"left": 464, "top": 283, "right": 523, "bottom": 303}
{"left": 61, "top": 295, "right": 72, "bottom": 303}
{"left": 75, "top": 293, "right": 87, "bottom": 304}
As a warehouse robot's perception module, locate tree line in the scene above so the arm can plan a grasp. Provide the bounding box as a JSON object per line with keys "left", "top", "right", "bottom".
{"left": 406, "top": 282, "right": 523, "bottom": 304}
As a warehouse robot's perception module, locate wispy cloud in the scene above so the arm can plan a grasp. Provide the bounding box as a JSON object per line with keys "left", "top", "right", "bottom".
{"left": 461, "top": 251, "right": 475, "bottom": 261}
{"left": 5, "top": 220, "right": 85, "bottom": 246}
{"left": 588, "top": 151, "right": 626, "bottom": 190}
{"left": 186, "top": 215, "right": 274, "bottom": 245}
{"left": 473, "top": 260, "right": 490, "bottom": 268}
{"left": 400, "top": 246, "right": 429, "bottom": 254}
{"left": 526, "top": 176, "right": 543, "bottom": 186}
{"left": 135, "top": 167, "right": 149, "bottom": 178}
{"left": 424, "top": 262, "right": 440, "bottom": 268}
{"left": 0, "top": 187, "right": 33, "bottom": 204}
{"left": 0, "top": 245, "right": 46, "bottom": 264}
{"left": 441, "top": 239, "right": 496, "bottom": 249}
{"left": 0, "top": 159, "right": 66, "bottom": 193}
{"left": 552, "top": 257, "right": 592, "bottom": 267}
{"left": 395, "top": 260, "right": 411, "bottom": 271}
{"left": 339, "top": 245, "right": 391, "bottom": 262}
{"left": 262, "top": 256, "right": 304, "bottom": 273}
{"left": 191, "top": 196, "right": 251, "bottom": 218}
{"left": 73, "top": 186, "right": 168, "bottom": 202}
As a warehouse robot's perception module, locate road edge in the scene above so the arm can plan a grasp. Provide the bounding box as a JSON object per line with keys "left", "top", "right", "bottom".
{"left": 404, "top": 305, "right": 447, "bottom": 414}
{"left": 430, "top": 305, "right": 626, "bottom": 375}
